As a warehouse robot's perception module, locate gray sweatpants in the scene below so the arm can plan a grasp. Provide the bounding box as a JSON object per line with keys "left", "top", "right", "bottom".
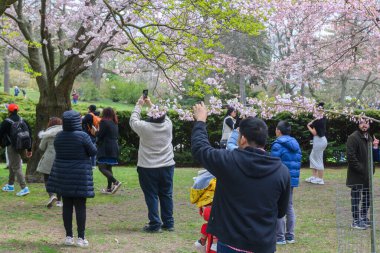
{"left": 7, "top": 146, "right": 26, "bottom": 189}
{"left": 276, "top": 187, "right": 295, "bottom": 241}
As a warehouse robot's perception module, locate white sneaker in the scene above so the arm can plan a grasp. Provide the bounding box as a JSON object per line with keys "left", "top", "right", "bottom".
{"left": 310, "top": 177, "right": 324, "bottom": 185}
{"left": 56, "top": 201, "right": 63, "bottom": 207}
{"left": 64, "top": 236, "right": 74, "bottom": 246}
{"left": 305, "top": 176, "right": 315, "bottom": 183}
{"left": 77, "top": 237, "right": 89, "bottom": 247}
{"left": 194, "top": 240, "right": 206, "bottom": 253}
{"left": 47, "top": 195, "right": 58, "bottom": 209}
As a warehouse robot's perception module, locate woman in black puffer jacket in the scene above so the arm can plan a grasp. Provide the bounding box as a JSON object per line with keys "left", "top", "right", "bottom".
{"left": 47, "top": 110, "right": 97, "bottom": 248}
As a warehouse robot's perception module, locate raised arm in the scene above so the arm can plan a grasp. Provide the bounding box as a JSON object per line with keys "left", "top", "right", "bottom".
{"left": 307, "top": 120, "right": 317, "bottom": 136}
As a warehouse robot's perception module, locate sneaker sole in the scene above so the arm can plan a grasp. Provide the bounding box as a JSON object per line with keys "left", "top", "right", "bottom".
{"left": 17, "top": 192, "right": 30, "bottom": 197}
{"left": 101, "top": 189, "right": 112, "bottom": 194}
{"left": 143, "top": 228, "right": 162, "bottom": 233}
{"left": 112, "top": 182, "right": 122, "bottom": 194}
{"left": 351, "top": 225, "right": 366, "bottom": 230}
{"left": 310, "top": 181, "right": 324, "bottom": 185}
{"left": 47, "top": 198, "right": 57, "bottom": 209}
{"left": 77, "top": 244, "right": 89, "bottom": 247}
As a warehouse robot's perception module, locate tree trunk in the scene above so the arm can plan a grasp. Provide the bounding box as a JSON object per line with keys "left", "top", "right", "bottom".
{"left": 0, "top": 0, "right": 17, "bottom": 17}
{"left": 25, "top": 79, "right": 73, "bottom": 182}
{"left": 308, "top": 83, "right": 317, "bottom": 98}
{"left": 300, "top": 82, "right": 305, "bottom": 96}
{"left": 339, "top": 74, "right": 348, "bottom": 106}
{"left": 239, "top": 74, "right": 246, "bottom": 105}
{"left": 3, "top": 46, "right": 9, "bottom": 93}
{"left": 356, "top": 72, "right": 373, "bottom": 103}
{"left": 91, "top": 58, "right": 103, "bottom": 88}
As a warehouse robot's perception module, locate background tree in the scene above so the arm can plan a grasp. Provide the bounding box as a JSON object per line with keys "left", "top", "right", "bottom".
{"left": 263, "top": 1, "right": 380, "bottom": 105}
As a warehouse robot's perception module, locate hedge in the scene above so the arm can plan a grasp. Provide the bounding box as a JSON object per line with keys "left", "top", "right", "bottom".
{"left": 0, "top": 109, "right": 379, "bottom": 167}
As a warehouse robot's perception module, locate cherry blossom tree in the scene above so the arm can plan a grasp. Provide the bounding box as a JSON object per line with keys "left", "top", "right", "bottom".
{"left": 0, "top": 0, "right": 264, "bottom": 177}
{"left": 0, "top": 0, "right": 16, "bottom": 16}
{"left": 263, "top": 0, "right": 380, "bottom": 104}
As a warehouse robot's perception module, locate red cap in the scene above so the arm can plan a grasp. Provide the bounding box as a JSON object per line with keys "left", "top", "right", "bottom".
{"left": 7, "top": 103, "right": 19, "bottom": 112}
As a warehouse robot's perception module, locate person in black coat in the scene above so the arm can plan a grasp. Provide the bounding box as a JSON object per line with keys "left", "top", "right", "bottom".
{"left": 47, "top": 110, "right": 97, "bottom": 247}
{"left": 82, "top": 104, "right": 98, "bottom": 167}
{"left": 191, "top": 102, "right": 290, "bottom": 253}
{"left": 96, "top": 107, "right": 121, "bottom": 194}
{"left": 346, "top": 118, "right": 380, "bottom": 229}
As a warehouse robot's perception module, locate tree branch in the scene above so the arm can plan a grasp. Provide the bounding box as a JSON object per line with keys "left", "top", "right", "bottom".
{"left": 40, "top": 0, "right": 52, "bottom": 75}
{"left": 0, "top": 36, "right": 29, "bottom": 60}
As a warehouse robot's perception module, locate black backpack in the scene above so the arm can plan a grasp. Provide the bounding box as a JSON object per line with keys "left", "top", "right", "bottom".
{"left": 6, "top": 118, "right": 32, "bottom": 150}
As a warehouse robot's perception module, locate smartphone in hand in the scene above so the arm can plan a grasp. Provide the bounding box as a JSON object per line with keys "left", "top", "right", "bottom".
{"left": 143, "top": 89, "right": 148, "bottom": 99}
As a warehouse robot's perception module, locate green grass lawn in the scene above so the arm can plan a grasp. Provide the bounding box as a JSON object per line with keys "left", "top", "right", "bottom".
{"left": 7, "top": 87, "right": 136, "bottom": 112}
{"left": 0, "top": 166, "right": 377, "bottom": 253}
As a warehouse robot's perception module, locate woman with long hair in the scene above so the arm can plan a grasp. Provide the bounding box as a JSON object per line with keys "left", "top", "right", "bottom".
{"left": 97, "top": 107, "right": 121, "bottom": 194}
{"left": 37, "top": 117, "right": 63, "bottom": 208}
{"left": 305, "top": 102, "right": 328, "bottom": 185}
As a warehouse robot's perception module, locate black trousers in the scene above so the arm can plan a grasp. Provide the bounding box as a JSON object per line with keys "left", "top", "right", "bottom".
{"left": 62, "top": 197, "right": 87, "bottom": 239}
{"left": 351, "top": 185, "right": 370, "bottom": 221}
{"left": 98, "top": 164, "right": 117, "bottom": 189}
{"left": 43, "top": 174, "right": 61, "bottom": 200}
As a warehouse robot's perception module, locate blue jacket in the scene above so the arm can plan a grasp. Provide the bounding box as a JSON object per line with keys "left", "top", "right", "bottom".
{"left": 47, "top": 110, "right": 97, "bottom": 198}
{"left": 192, "top": 121, "right": 290, "bottom": 253}
{"left": 227, "top": 129, "right": 239, "bottom": 151}
{"left": 271, "top": 135, "right": 302, "bottom": 187}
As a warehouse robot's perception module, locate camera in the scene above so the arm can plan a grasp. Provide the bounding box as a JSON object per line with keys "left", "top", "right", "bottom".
{"left": 143, "top": 89, "right": 148, "bottom": 99}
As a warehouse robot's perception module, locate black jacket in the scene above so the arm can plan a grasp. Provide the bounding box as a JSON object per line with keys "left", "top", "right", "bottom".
{"left": 0, "top": 112, "right": 33, "bottom": 151}
{"left": 96, "top": 119, "right": 119, "bottom": 159}
{"left": 191, "top": 122, "right": 290, "bottom": 253}
{"left": 346, "top": 130, "right": 379, "bottom": 188}
{"left": 47, "top": 110, "right": 97, "bottom": 198}
{"left": 82, "top": 113, "right": 94, "bottom": 136}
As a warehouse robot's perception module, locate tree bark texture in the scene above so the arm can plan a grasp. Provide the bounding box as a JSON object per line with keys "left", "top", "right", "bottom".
{"left": 26, "top": 78, "right": 73, "bottom": 182}
{"left": 339, "top": 74, "right": 348, "bottom": 106}
{"left": 0, "top": 0, "right": 17, "bottom": 17}
{"left": 3, "top": 46, "right": 10, "bottom": 93}
{"left": 91, "top": 58, "right": 103, "bottom": 88}
{"left": 239, "top": 74, "right": 246, "bottom": 105}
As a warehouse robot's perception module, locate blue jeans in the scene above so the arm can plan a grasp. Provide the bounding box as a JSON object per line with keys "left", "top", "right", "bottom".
{"left": 276, "top": 187, "right": 295, "bottom": 241}
{"left": 137, "top": 165, "right": 174, "bottom": 229}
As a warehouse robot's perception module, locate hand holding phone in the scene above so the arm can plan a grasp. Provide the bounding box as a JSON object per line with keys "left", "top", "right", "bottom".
{"left": 143, "top": 89, "right": 148, "bottom": 99}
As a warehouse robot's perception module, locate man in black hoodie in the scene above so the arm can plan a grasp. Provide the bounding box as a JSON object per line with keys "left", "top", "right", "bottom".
{"left": 191, "top": 102, "right": 290, "bottom": 253}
